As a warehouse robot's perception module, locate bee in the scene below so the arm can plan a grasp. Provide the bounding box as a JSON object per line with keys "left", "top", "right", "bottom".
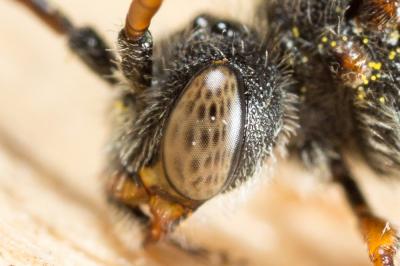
{"left": 13, "top": 0, "right": 400, "bottom": 265}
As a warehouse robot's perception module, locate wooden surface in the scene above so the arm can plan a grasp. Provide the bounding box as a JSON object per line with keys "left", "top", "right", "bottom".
{"left": 1, "top": 1, "right": 400, "bottom": 265}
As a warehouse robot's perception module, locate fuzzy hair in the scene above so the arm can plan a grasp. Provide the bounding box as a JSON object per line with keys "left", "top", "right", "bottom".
{"left": 109, "top": 14, "right": 295, "bottom": 195}
{"left": 265, "top": 0, "right": 400, "bottom": 179}
{"left": 355, "top": 71, "right": 400, "bottom": 176}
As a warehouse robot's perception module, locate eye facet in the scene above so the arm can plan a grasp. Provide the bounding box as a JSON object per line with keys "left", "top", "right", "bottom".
{"left": 163, "top": 65, "right": 244, "bottom": 201}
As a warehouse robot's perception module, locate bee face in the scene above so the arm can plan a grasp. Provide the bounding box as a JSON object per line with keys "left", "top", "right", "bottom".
{"left": 115, "top": 15, "right": 288, "bottom": 205}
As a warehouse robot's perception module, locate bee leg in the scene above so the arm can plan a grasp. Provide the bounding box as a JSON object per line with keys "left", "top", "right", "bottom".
{"left": 145, "top": 195, "right": 191, "bottom": 243}
{"left": 106, "top": 170, "right": 190, "bottom": 243}
{"left": 331, "top": 158, "right": 400, "bottom": 266}
{"left": 106, "top": 170, "right": 154, "bottom": 234}
{"left": 144, "top": 195, "right": 246, "bottom": 265}
{"left": 106, "top": 170, "right": 245, "bottom": 265}
{"left": 106, "top": 171, "right": 150, "bottom": 208}
{"left": 15, "top": 0, "right": 118, "bottom": 84}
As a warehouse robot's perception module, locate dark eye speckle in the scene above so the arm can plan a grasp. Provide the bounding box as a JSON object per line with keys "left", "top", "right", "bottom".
{"left": 210, "top": 103, "right": 217, "bottom": 120}
{"left": 198, "top": 104, "right": 206, "bottom": 120}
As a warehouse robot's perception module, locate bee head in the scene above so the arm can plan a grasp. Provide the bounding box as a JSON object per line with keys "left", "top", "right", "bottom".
{"left": 116, "top": 14, "right": 292, "bottom": 207}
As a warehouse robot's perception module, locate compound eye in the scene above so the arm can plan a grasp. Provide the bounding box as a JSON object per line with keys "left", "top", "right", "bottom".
{"left": 163, "top": 66, "right": 244, "bottom": 201}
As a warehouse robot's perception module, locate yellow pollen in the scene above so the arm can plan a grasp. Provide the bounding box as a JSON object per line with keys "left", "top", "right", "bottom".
{"left": 361, "top": 75, "right": 369, "bottom": 85}
{"left": 292, "top": 27, "right": 300, "bottom": 38}
{"left": 342, "top": 36, "right": 348, "bottom": 41}
{"left": 371, "top": 75, "right": 377, "bottom": 81}
{"left": 389, "top": 51, "right": 397, "bottom": 60}
{"left": 321, "top": 36, "right": 328, "bottom": 43}
{"left": 357, "top": 87, "right": 366, "bottom": 101}
{"left": 389, "top": 31, "right": 400, "bottom": 44}
{"left": 361, "top": 75, "right": 369, "bottom": 84}
{"left": 368, "top": 61, "right": 382, "bottom": 70}
{"left": 379, "top": 96, "right": 386, "bottom": 104}
{"left": 357, "top": 91, "right": 366, "bottom": 101}
{"left": 363, "top": 38, "right": 369, "bottom": 44}
{"left": 330, "top": 41, "right": 337, "bottom": 47}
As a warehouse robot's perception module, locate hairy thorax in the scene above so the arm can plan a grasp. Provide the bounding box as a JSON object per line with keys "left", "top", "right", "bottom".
{"left": 266, "top": 0, "right": 400, "bottom": 176}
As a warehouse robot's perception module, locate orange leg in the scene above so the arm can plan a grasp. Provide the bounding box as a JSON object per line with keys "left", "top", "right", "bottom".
{"left": 146, "top": 195, "right": 190, "bottom": 243}
{"left": 106, "top": 171, "right": 242, "bottom": 265}
{"left": 106, "top": 170, "right": 191, "bottom": 244}
{"left": 331, "top": 158, "right": 399, "bottom": 266}
{"left": 106, "top": 171, "right": 149, "bottom": 207}
{"left": 359, "top": 212, "right": 399, "bottom": 266}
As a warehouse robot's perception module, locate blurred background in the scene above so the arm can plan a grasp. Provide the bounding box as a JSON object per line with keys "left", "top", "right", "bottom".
{"left": 1, "top": 1, "right": 400, "bottom": 265}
